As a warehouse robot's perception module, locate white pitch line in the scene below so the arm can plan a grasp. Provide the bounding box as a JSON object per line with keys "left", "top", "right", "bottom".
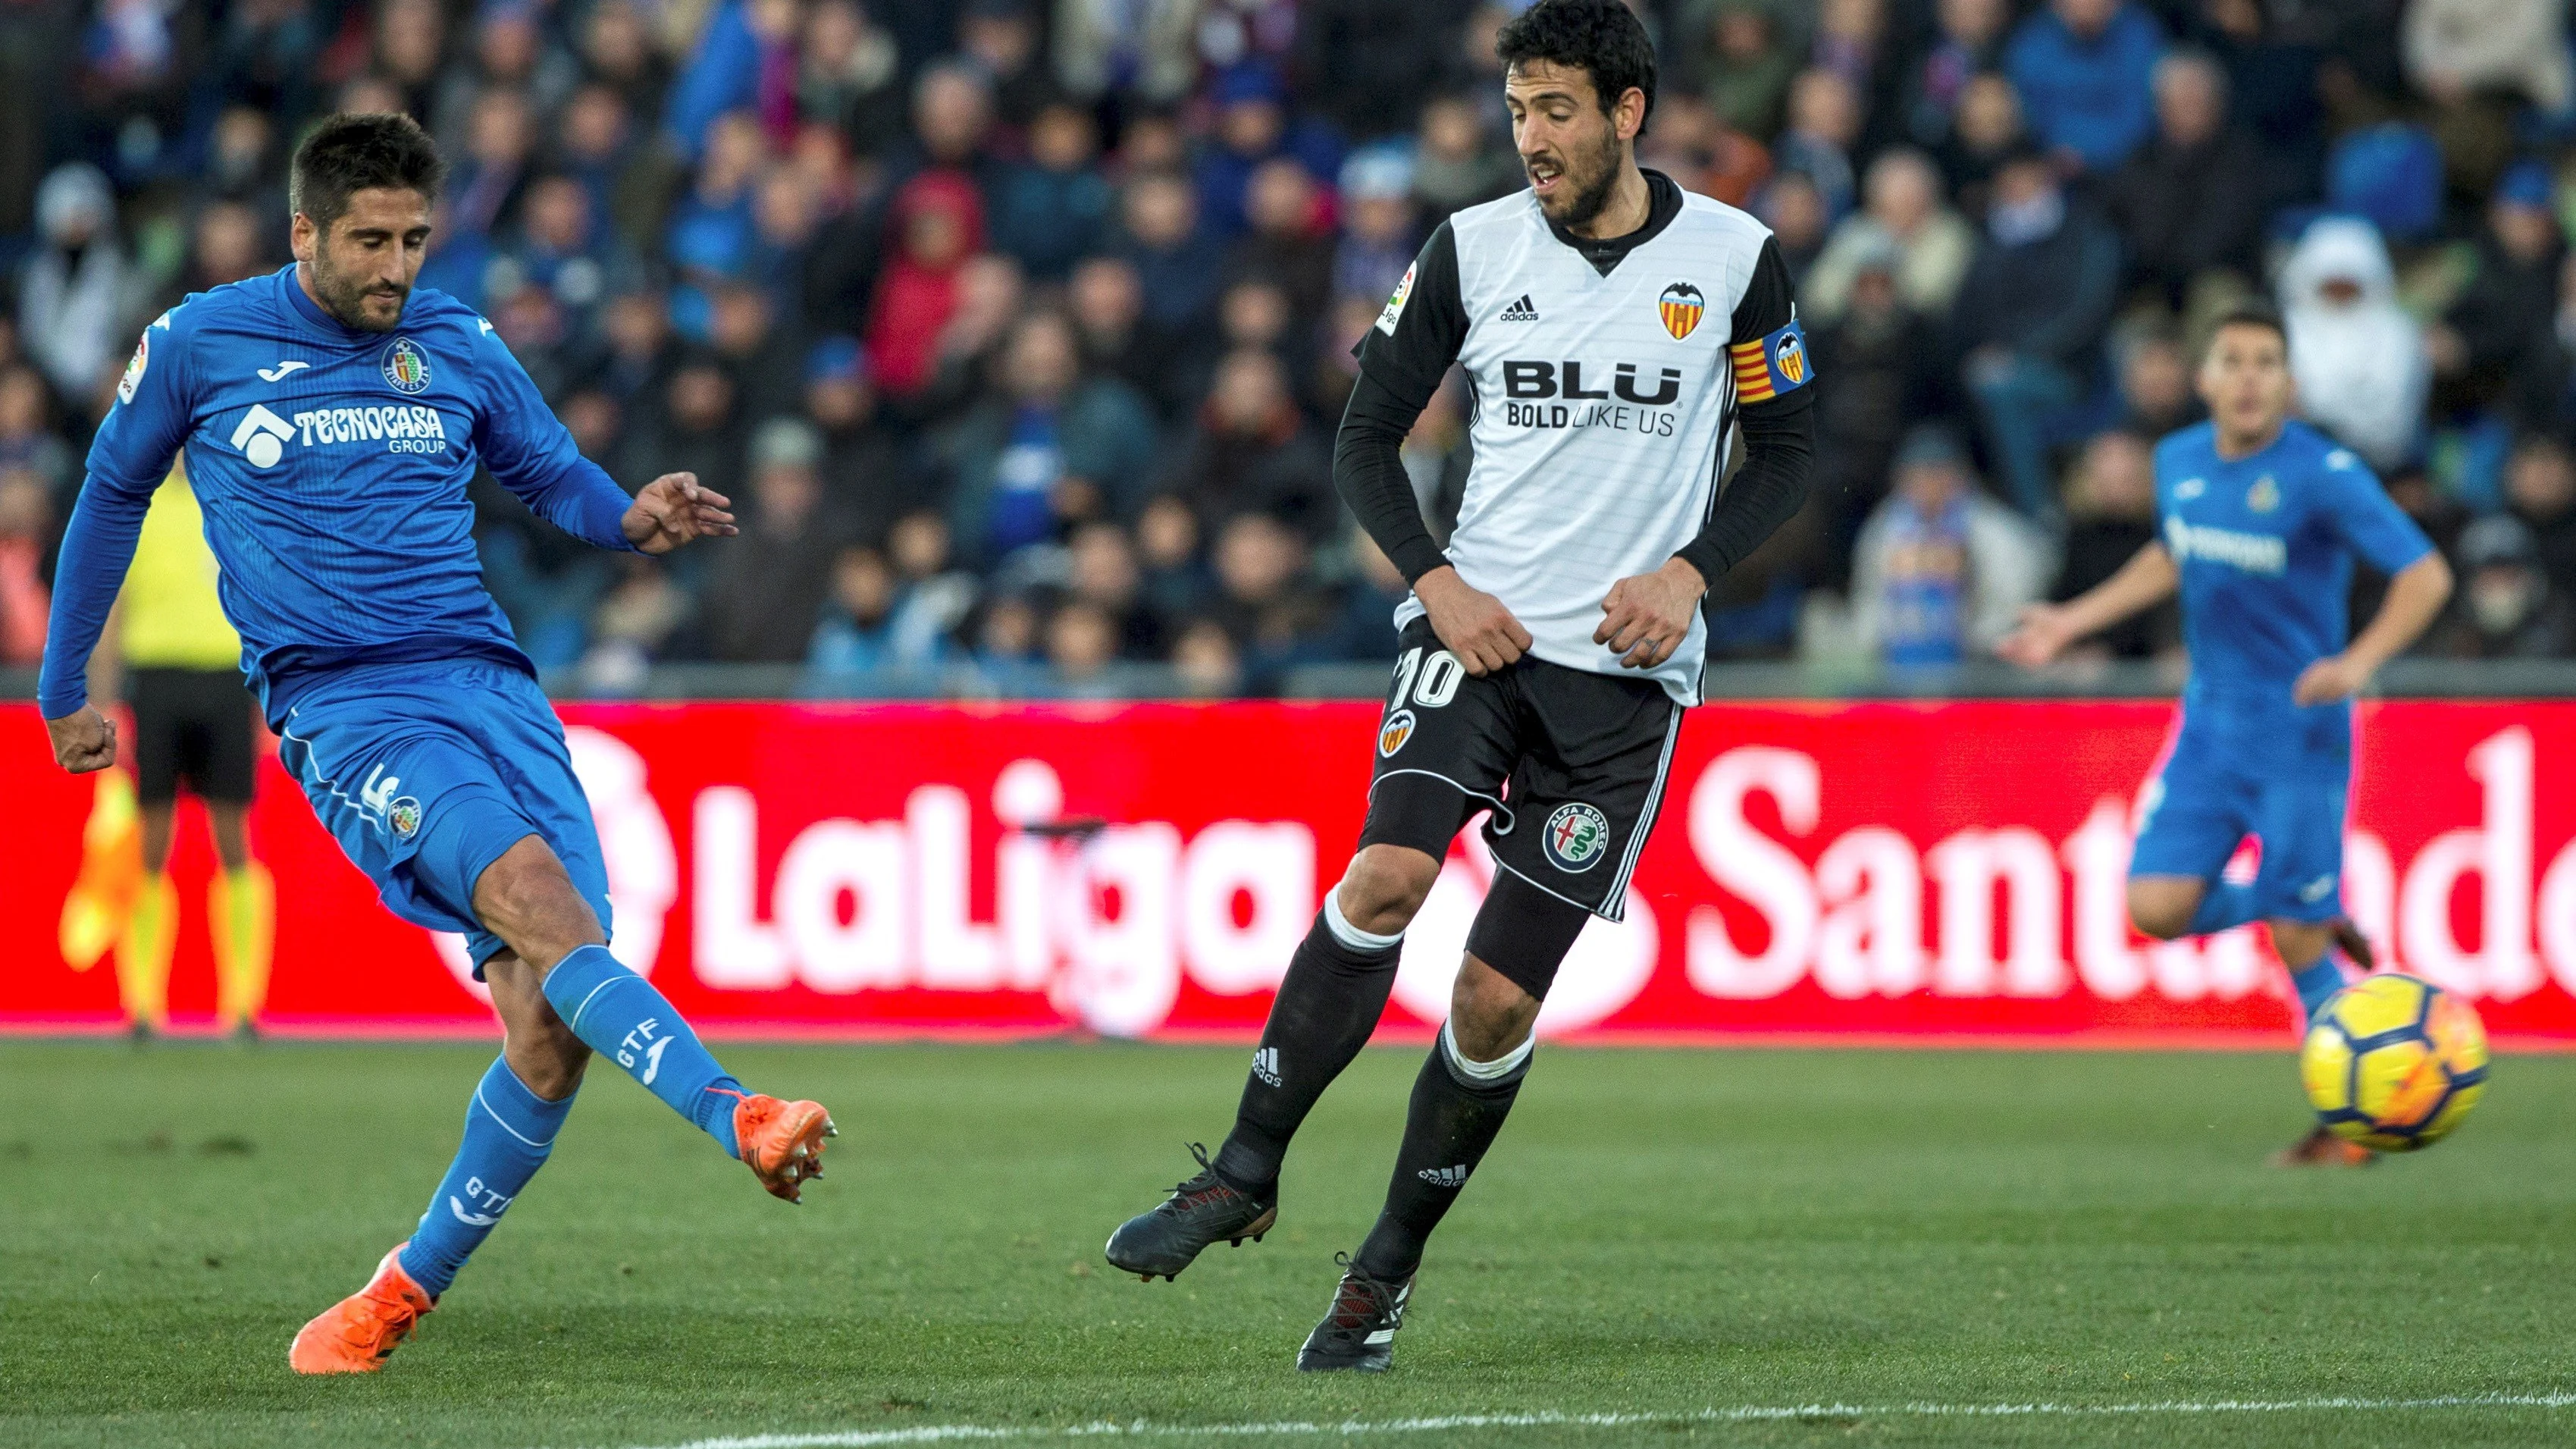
{"left": 580, "top": 1391, "right": 2576, "bottom": 1449}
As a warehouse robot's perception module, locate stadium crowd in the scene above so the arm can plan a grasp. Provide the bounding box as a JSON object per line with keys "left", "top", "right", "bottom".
{"left": 5, "top": 0, "right": 2576, "bottom": 696}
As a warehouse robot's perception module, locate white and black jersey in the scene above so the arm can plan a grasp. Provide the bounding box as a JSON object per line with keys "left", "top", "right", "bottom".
{"left": 1339, "top": 169, "right": 1816, "bottom": 705}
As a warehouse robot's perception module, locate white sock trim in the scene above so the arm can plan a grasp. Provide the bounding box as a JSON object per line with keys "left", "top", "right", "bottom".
{"left": 1323, "top": 883, "right": 1404, "bottom": 953}
{"left": 1440, "top": 1018, "right": 1534, "bottom": 1082}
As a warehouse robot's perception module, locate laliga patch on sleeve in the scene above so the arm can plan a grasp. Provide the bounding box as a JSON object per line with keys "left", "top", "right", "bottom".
{"left": 1727, "top": 315, "right": 1812, "bottom": 404}
{"left": 116, "top": 331, "right": 149, "bottom": 405}
{"left": 1375, "top": 261, "right": 1417, "bottom": 336}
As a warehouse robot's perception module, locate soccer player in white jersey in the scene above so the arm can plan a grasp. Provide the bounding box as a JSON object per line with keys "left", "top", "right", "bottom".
{"left": 1102, "top": 0, "right": 1818, "bottom": 1371}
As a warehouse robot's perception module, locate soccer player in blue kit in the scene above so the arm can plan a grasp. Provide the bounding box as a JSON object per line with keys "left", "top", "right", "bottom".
{"left": 2002, "top": 308, "right": 2452, "bottom": 1165}
{"left": 36, "top": 114, "right": 838, "bottom": 1371}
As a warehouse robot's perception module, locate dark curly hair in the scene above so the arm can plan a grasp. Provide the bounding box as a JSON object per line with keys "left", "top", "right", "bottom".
{"left": 1495, "top": 0, "right": 1658, "bottom": 136}
{"left": 290, "top": 112, "right": 447, "bottom": 234}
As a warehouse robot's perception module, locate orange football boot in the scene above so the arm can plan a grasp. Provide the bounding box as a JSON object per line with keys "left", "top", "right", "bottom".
{"left": 735, "top": 1094, "right": 837, "bottom": 1203}
{"left": 288, "top": 1244, "right": 436, "bottom": 1374}
{"left": 2272, "top": 1125, "right": 2377, "bottom": 1168}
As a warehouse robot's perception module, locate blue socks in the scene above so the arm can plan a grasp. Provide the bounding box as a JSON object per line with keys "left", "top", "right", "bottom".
{"left": 400, "top": 1058, "right": 575, "bottom": 1298}
{"left": 541, "top": 943, "right": 746, "bottom": 1158}
{"left": 2188, "top": 880, "right": 2260, "bottom": 937}
{"left": 2289, "top": 955, "right": 2350, "bottom": 1027}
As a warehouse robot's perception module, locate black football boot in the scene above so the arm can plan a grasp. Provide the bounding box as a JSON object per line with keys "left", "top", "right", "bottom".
{"left": 1296, "top": 1254, "right": 1413, "bottom": 1372}
{"left": 1104, "top": 1143, "right": 1278, "bottom": 1281}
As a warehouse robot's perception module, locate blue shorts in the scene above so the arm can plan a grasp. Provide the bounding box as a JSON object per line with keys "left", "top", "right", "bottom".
{"left": 2129, "top": 720, "right": 2349, "bottom": 923}
{"left": 276, "top": 661, "right": 612, "bottom": 973}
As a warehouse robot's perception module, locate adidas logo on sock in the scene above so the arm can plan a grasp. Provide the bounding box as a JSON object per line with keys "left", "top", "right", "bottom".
{"left": 1416, "top": 1164, "right": 1470, "bottom": 1187}
{"left": 1252, "top": 1046, "right": 1282, "bottom": 1087}
{"left": 1498, "top": 293, "right": 1539, "bottom": 321}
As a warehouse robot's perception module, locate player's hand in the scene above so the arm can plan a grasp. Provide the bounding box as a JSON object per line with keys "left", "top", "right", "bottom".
{"left": 2292, "top": 653, "right": 2371, "bottom": 706}
{"left": 623, "top": 472, "right": 738, "bottom": 555}
{"left": 1996, "top": 604, "right": 2077, "bottom": 669}
{"left": 45, "top": 706, "right": 118, "bottom": 774}
{"left": 1416, "top": 566, "right": 1532, "bottom": 676}
{"left": 1594, "top": 557, "right": 1705, "bottom": 670}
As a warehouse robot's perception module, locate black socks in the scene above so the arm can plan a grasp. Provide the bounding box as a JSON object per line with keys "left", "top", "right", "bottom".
{"left": 1211, "top": 897, "right": 1403, "bottom": 1189}
{"left": 1354, "top": 1022, "right": 1532, "bottom": 1281}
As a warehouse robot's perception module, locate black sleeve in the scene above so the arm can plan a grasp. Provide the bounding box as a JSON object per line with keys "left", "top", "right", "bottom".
{"left": 1675, "top": 237, "right": 1816, "bottom": 588}
{"left": 1333, "top": 222, "right": 1468, "bottom": 587}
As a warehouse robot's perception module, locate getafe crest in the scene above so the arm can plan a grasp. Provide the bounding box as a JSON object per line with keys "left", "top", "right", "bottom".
{"left": 1658, "top": 282, "right": 1706, "bottom": 341}
{"left": 381, "top": 337, "right": 432, "bottom": 394}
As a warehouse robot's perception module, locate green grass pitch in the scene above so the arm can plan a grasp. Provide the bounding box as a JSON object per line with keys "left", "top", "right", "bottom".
{"left": 3, "top": 1041, "right": 2572, "bottom": 1448}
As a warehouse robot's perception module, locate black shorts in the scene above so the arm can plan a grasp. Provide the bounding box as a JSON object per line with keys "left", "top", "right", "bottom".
{"left": 1359, "top": 617, "right": 1683, "bottom": 921}
{"left": 128, "top": 667, "right": 256, "bottom": 805}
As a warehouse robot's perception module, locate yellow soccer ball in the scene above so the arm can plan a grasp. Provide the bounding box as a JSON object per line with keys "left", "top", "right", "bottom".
{"left": 2300, "top": 974, "right": 2490, "bottom": 1153}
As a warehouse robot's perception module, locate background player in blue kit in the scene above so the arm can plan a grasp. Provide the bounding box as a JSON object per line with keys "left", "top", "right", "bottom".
{"left": 2001, "top": 308, "right": 2453, "bottom": 1166}
{"left": 35, "top": 114, "right": 838, "bottom": 1372}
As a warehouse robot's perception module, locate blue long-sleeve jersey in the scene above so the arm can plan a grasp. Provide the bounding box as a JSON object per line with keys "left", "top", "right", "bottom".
{"left": 38, "top": 265, "right": 638, "bottom": 726}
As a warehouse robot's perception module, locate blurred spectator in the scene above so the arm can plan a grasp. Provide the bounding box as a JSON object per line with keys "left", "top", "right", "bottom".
{"left": 1065, "top": 519, "right": 1165, "bottom": 658}
{"left": 1045, "top": 598, "right": 1125, "bottom": 694}
{"left": 1317, "top": 527, "right": 1413, "bottom": 662}
{"left": 1688, "top": 1, "right": 1802, "bottom": 139}
{"left": 959, "top": 0, "right": 1051, "bottom": 133}
{"left": 598, "top": 287, "right": 677, "bottom": 404}
{"left": 990, "top": 102, "right": 1114, "bottom": 281}
{"left": 509, "top": 174, "right": 614, "bottom": 326}
{"left": 1334, "top": 149, "right": 1421, "bottom": 315}
{"left": 697, "top": 418, "right": 845, "bottom": 662}
{"left": 20, "top": 165, "right": 133, "bottom": 407}
{"left": 936, "top": 310, "right": 1159, "bottom": 569}
{"left": 1209, "top": 510, "right": 1334, "bottom": 684}
{"left": 2430, "top": 162, "right": 2564, "bottom": 418}
{"left": 2004, "top": 0, "right": 2165, "bottom": 174}
{"left": 1938, "top": 71, "right": 2027, "bottom": 217}
{"left": 582, "top": 555, "right": 694, "bottom": 690}
{"left": 1068, "top": 256, "right": 1159, "bottom": 406}
{"left": 1293, "top": 0, "right": 1466, "bottom": 140}
{"left": 2105, "top": 49, "right": 2270, "bottom": 308}
{"left": 800, "top": 337, "right": 906, "bottom": 543}
{"left": 2505, "top": 433, "right": 2576, "bottom": 603}
{"left": 580, "top": 0, "right": 673, "bottom": 130}
{"left": 2195, "top": 0, "right": 2325, "bottom": 187}
{"left": 450, "top": 87, "right": 538, "bottom": 240}
{"left": 1899, "top": 0, "right": 2011, "bottom": 151}
{"left": 1952, "top": 149, "right": 2120, "bottom": 518}
{"left": 1851, "top": 425, "right": 2054, "bottom": 666}
{"left": 436, "top": 1, "right": 578, "bottom": 148}
{"left": 2404, "top": 0, "right": 2573, "bottom": 114}
{"left": 1414, "top": 93, "right": 1520, "bottom": 215}
{"left": 0, "top": 467, "right": 50, "bottom": 664}
{"left": 1232, "top": 159, "right": 1335, "bottom": 327}
{"left": 1117, "top": 171, "right": 1227, "bottom": 350}
{"left": 1161, "top": 350, "right": 1336, "bottom": 542}
{"left": 797, "top": 0, "right": 905, "bottom": 154}
{"left": 806, "top": 544, "right": 955, "bottom": 679}
{"left": 664, "top": 0, "right": 804, "bottom": 161}
{"left": 867, "top": 170, "right": 987, "bottom": 401}
{"left": 707, "top": 278, "right": 804, "bottom": 423}
{"left": 200, "top": 105, "right": 284, "bottom": 211}
{"left": 968, "top": 590, "right": 1049, "bottom": 691}
{"left": 1810, "top": 239, "right": 1942, "bottom": 584}
{"left": 2429, "top": 516, "right": 2576, "bottom": 657}
{"left": 1778, "top": 68, "right": 1863, "bottom": 220}
{"left": 2280, "top": 216, "right": 2428, "bottom": 472}
{"left": 1135, "top": 493, "right": 1213, "bottom": 622}
{"left": 628, "top": 355, "right": 747, "bottom": 501}
{"left": 884, "top": 509, "right": 983, "bottom": 659}
{"left": 2048, "top": 430, "right": 2175, "bottom": 659}
{"left": 891, "top": 59, "right": 1001, "bottom": 192}
{"left": 1194, "top": 61, "right": 1340, "bottom": 240}
{"left": 0, "top": 366, "right": 74, "bottom": 497}
{"left": 373, "top": 0, "right": 447, "bottom": 118}
{"left": 179, "top": 199, "right": 272, "bottom": 296}
{"left": 1753, "top": 169, "right": 1831, "bottom": 278}
{"left": 1402, "top": 376, "right": 1472, "bottom": 545}
{"left": 1803, "top": 148, "right": 1975, "bottom": 324}
{"left": 1170, "top": 618, "right": 1246, "bottom": 695}
{"left": 2114, "top": 329, "right": 2200, "bottom": 437}
{"left": 1053, "top": 0, "right": 1200, "bottom": 108}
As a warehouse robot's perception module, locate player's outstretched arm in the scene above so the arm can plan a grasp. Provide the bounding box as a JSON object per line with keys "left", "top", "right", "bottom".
{"left": 622, "top": 472, "right": 738, "bottom": 555}
{"left": 2292, "top": 551, "right": 2452, "bottom": 704}
{"left": 1998, "top": 541, "right": 2180, "bottom": 668}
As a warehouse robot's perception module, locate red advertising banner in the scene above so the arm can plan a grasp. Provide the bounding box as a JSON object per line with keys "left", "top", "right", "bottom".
{"left": 7, "top": 700, "right": 2576, "bottom": 1045}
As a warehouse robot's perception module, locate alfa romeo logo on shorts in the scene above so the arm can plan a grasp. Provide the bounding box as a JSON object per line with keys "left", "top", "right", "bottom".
{"left": 1543, "top": 801, "right": 1611, "bottom": 873}
{"left": 1379, "top": 708, "right": 1417, "bottom": 757}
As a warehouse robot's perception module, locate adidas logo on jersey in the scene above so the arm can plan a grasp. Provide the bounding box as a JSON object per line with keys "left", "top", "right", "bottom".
{"left": 1498, "top": 293, "right": 1540, "bottom": 321}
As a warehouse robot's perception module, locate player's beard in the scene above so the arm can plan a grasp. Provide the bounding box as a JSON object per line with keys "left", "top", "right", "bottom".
{"left": 307, "top": 249, "right": 410, "bottom": 333}
{"left": 1534, "top": 127, "right": 1626, "bottom": 232}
